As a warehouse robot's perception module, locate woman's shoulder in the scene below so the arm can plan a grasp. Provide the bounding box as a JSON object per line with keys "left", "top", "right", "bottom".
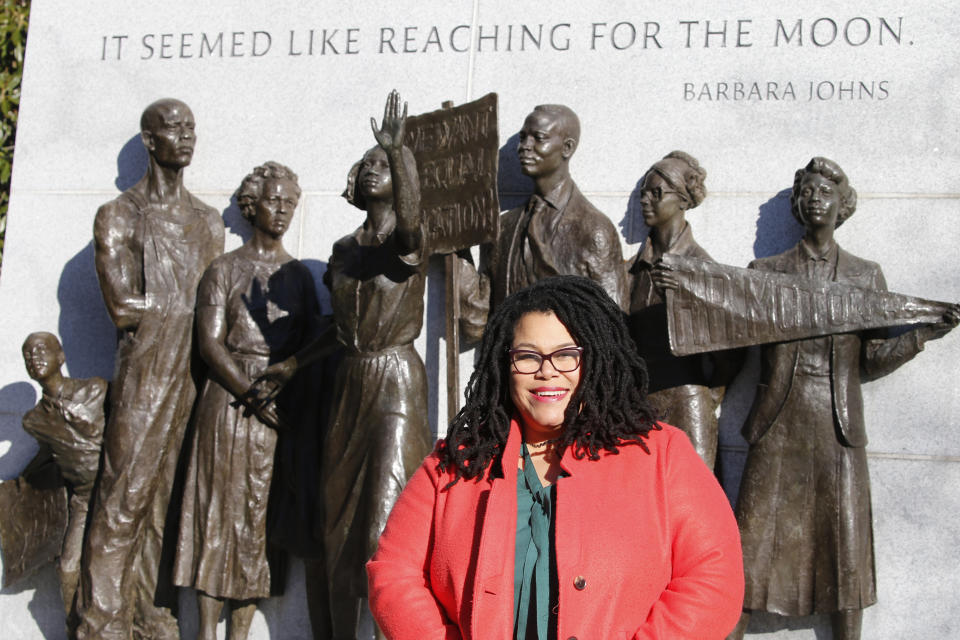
{"left": 200, "top": 251, "right": 241, "bottom": 281}
{"left": 612, "top": 423, "right": 696, "bottom": 461}
{"left": 414, "top": 442, "right": 455, "bottom": 485}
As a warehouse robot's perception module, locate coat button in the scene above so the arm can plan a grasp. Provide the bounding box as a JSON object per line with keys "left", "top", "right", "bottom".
{"left": 573, "top": 575, "right": 586, "bottom": 590}
{"left": 567, "top": 637, "right": 578, "bottom": 640}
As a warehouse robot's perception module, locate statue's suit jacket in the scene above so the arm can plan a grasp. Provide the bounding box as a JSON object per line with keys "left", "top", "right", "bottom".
{"left": 742, "top": 242, "right": 925, "bottom": 448}
{"left": 487, "top": 181, "right": 625, "bottom": 309}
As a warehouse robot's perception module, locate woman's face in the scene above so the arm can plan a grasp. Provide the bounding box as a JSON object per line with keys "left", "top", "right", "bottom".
{"left": 509, "top": 311, "right": 582, "bottom": 443}
{"left": 639, "top": 170, "right": 686, "bottom": 229}
{"left": 358, "top": 147, "right": 393, "bottom": 201}
{"left": 796, "top": 171, "right": 840, "bottom": 231}
{"left": 252, "top": 178, "right": 299, "bottom": 238}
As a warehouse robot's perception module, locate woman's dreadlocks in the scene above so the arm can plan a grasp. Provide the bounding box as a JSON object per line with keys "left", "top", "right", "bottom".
{"left": 439, "top": 275, "right": 660, "bottom": 483}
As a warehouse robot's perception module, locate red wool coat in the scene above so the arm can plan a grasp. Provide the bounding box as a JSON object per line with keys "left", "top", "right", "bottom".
{"left": 367, "top": 421, "right": 744, "bottom": 639}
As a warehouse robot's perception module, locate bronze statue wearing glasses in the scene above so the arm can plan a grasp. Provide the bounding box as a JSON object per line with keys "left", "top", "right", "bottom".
{"left": 626, "top": 151, "right": 737, "bottom": 469}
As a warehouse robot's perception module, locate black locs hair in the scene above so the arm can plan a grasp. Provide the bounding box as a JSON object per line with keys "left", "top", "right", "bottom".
{"left": 439, "top": 275, "right": 660, "bottom": 483}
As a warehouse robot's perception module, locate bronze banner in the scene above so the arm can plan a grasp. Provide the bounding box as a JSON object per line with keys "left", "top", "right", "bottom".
{"left": 0, "top": 474, "right": 68, "bottom": 588}
{"left": 663, "top": 254, "right": 951, "bottom": 356}
{"left": 405, "top": 93, "right": 500, "bottom": 255}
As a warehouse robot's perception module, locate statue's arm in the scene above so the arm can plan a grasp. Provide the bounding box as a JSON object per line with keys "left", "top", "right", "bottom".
{"left": 203, "top": 203, "right": 226, "bottom": 254}
{"left": 861, "top": 266, "right": 960, "bottom": 380}
{"left": 372, "top": 90, "right": 423, "bottom": 256}
{"left": 456, "top": 248, "right": 490, "bottom": 346}
{"left": 388, "top": 144, "right": 423, "bottom": 257}
{"left": 93, "top": 201, "right": 147, "bottom": 330}
{"left": 584, "top": 220, "right": 626, "bottom": 308}
{"left": 195, "top": 303, "right": 251, "bottom": 400}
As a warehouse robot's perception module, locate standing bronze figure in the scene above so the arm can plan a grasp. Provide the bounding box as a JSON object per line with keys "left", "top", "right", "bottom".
{"left": 626, "top": 151, "right": 736, "bottom": 469}
{"left": 460, "top": 104, "right": 627, "bottom": 342}
{"left": 19, "top": 332, "right": 107, "bottom": 638}
{"left": 173, "top": 163, "right": 320, "bottom": 639}
{"left": 496, "top": 105, "right": 625, "bottom": 303}
{"left": 728, "top": 157, "right": 960, "bottom": 640}
{"left": 79, "top": 98, "right": 224, "bottom": 639}
{"left": 315, "top": 90, "right": 432, "bottom": 639}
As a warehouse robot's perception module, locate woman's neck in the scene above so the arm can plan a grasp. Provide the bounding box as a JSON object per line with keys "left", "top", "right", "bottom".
{"left": 650, "top": 217, "right": 686, "bottom": 258}
{"left": 804, "top": 225, "right": 835, "bottom": 253}
{"left": 365, "top": 199, "right": 395, "bottom": 235}
{"left": 521, "top": 427, "right": 564, "bottom": 487}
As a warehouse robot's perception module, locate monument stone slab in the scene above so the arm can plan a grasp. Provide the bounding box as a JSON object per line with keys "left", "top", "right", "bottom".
{"left": 1, "top": 1, "right": 958, "bottom": 638}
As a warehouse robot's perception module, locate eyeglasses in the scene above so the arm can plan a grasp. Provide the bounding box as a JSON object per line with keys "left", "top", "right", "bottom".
{"left": 508, "top": 347, "right": 584, "bottom": 374}
{"left": 640, "top": 187, "right": 681, "bottom": 201}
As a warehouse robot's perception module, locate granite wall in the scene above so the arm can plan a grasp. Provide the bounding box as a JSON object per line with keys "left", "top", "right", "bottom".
{"left": 1, "top": 1, "right": 958, "bottom": 638}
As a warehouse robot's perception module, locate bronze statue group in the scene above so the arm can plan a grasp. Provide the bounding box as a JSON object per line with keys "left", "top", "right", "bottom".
{"left": 7, "top": 91, "right": 959, "bottom": 640}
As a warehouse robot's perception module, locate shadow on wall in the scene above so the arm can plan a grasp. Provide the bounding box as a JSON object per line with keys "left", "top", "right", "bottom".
{"left": 0, "top": 564, "right": 66, "bottom": 640}
{"left": 116, "top": 134, "right": 148, "bottom": 192}
{"left": 56, "top": 242, "right": 116, "bottom": 381}
{"left": 619, "top": 174, "right": 651, "bottom": 259}
{"left": 754, "top": 189, "right": 804, "bottom": 260}
{"left": 223, "top": 193, "right": 253, "bottom": 247}
{"left": 0, "top": 382, "right": 37, "bottom": 479}
{"left": 300, "top": 259, "right": 331, "bottom": 316}
{"left": 497, "top": 133, "right": 533, "bottom": 211}
{"left": 52, "top": 133, "right": 148, "bottom": 383}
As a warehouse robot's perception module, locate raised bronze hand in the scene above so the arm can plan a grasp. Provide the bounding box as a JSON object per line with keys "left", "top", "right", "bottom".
{"left": 370, "top": 89, "right": 408, "bottom": 152}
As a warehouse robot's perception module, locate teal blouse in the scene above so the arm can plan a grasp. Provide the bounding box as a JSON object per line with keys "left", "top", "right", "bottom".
{"left": 514, "top": 444, "right": 565, "bottom": 640}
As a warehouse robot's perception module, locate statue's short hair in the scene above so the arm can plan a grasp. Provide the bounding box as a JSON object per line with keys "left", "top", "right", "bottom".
{"left": 532, "top": 104, "right": 581, "bottom": 147}
{"left": 22, "top": 331, "right": 62, "bottom": 353}
{"left": 140, "top": 98, "right": 191, "bottom": 133}
{"left": 790, "top": 156, "right": 857, "bottom": 228}
{"left": 648, "top": 150, "right": 708, "bottom": 210}
{"left": 236, "top": 161, "right": 301, "bottom": 222}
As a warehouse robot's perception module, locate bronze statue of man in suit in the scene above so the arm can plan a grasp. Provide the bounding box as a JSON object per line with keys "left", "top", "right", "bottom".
{"left": 461, "top": 105, "right": 626, "bottom": 341}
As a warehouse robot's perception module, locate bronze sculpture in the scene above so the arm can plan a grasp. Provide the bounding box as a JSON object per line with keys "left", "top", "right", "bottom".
{"left": 626, "top": 151, "right": 737, "bottom": 469}
{"left": 172, "top": 162, "right": 320, "bottom": 640}
{"left": 314, "top": 90, "right": 432, "bottom": 639}
{"left": 461, "top": 104, "right": 626, "bottom": 342}
{"left": 727, "top": 157, "right": 960, "bottom": 640}
{"left": 79, "top": 98, "right": 224, "bottom": 639}
{"left": 496, "top": 104, "right": 624, "bottom": 307}
{"left": 18, "top": 332, "right": 107, "bottom": 637}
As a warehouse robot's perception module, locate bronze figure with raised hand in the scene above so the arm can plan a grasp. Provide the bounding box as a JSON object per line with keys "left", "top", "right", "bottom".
{"left": 312, "top": 90, "right": 432, "bottom": 639}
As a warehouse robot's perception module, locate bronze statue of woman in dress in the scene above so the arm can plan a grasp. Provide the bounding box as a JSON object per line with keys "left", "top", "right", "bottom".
{"left": 173, "top": 162, "right": 321, "bottom": 640}
{"left": 316, "top": 90, "right": 432, "bottom": 639}
{"left": 728, "top": 157, "right": 960, "bottom": 640}
{"left": 626, "top": 151, "right": 737, "bottom": 469}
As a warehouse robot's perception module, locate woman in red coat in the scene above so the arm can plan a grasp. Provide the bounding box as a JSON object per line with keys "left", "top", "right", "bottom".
{"left": 367, "top": 275, "right": 743, "bottom": 639}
